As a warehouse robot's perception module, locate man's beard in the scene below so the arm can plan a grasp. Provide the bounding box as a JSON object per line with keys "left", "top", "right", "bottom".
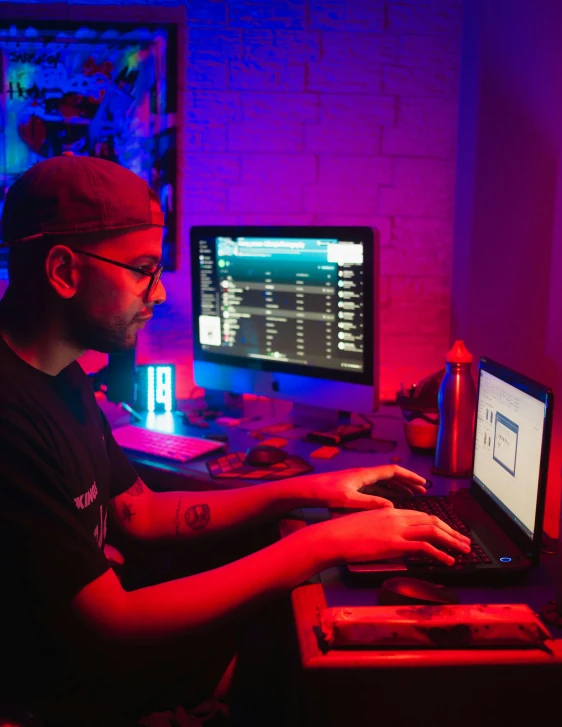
{"left": 64, "top": 298, "right": 138, "bottom": 353}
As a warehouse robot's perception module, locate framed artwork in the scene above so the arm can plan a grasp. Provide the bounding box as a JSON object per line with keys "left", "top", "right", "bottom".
{"left": 0, "top": 16, "right": 180, "bottom": 276}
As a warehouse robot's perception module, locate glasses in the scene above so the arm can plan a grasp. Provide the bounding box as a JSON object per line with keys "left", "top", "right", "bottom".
{"left": 73, "top": 250, "right": 164, "bottom": 302}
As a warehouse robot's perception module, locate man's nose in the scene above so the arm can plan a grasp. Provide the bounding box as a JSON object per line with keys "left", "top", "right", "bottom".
{"left": 150, "top": 276, "right": 166, "bottom": 305}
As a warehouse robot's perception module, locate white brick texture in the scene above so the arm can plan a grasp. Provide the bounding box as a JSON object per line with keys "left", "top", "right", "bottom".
{"left": 2, "top": 0, "right": 462, "bottom": 401}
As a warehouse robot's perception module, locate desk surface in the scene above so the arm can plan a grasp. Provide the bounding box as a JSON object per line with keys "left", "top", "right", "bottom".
{"left": 104, "top": 398, "right": 562, "bottom": 617}
{"left": 104, "top": 398, "right": 562, "bottom": 725}
{"left": 105, "top": 397, "right": 562, "bottom": 625}
{"left": 280, "top": 511, "right": 562, "bottom": 726}
{"left": 103, "top": 398, "right": 464, "bottom": 490}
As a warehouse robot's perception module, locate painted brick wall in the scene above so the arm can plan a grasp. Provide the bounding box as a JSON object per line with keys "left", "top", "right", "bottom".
{"left": 1, "top": 0, "right": 462, "bottom": 402}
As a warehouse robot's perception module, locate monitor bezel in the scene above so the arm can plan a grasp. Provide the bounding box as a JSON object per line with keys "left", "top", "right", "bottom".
{"left": 190, "top": 225, "right": 377, "bottom": 387}
{"left": 470, "top": 357, "right": 554, "bottom": 563}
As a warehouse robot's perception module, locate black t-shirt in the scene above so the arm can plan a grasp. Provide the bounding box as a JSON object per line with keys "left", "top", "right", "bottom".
{"left": 0, "top": 333, "right": 138, "bottom": 706}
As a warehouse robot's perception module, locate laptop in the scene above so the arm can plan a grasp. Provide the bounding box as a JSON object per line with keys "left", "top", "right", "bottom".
{"left": 346, "top": 357, "right": 554, "bottom": 584}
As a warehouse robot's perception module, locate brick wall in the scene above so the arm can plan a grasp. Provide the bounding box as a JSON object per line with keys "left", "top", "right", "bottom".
{"left": 1, "top": 0, "right": 462, "bottom": 402}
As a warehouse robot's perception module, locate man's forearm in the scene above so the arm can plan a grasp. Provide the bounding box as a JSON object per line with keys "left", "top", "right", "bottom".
{"left": 75, "top": 521, "right": 334, "bottom": 642}
{"left": 127, "top": 523, "right": 331, "bottom": 638}
{"left": 144, "top": 477, "right": 317, "bottom": 540}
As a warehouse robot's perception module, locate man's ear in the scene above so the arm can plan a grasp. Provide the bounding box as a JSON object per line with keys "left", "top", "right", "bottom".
{"left": 45, "top": 245, "right": 79, "bottom": 300}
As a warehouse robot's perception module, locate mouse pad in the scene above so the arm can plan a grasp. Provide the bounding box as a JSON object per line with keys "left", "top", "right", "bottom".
{"left": 206, "top": 451, "right": 314, "bottom": 480}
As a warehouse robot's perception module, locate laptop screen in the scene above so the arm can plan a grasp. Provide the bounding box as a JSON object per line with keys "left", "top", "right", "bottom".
{"left": 473, "top": 368, "right": 547, "bottom": 539}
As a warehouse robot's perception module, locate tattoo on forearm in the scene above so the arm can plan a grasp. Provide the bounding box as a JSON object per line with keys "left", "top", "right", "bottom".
{"left": 184, "top": 504, "right": 211, "bottom": 531}
{"left": 174, "top": 497, "right": 182, "bottom": 537}
{"left": 127, "top": 478, "right": 145, "bottom": 497}
{"left": 122, "top": 503, "right": 136, "bottom": 523}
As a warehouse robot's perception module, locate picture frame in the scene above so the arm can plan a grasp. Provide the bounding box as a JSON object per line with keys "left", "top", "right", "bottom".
{"left": 0, "top": 5, "right": 185, "bottom": 276}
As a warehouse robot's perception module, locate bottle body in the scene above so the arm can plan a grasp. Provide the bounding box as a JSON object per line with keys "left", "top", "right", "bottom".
{"left": 434, "top": 362, "right": 476, "bottom": 476}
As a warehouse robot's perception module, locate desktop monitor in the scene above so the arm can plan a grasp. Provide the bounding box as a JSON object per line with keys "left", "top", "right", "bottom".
{"left": 190, "top": 226, "right": 379, "bottom": 413}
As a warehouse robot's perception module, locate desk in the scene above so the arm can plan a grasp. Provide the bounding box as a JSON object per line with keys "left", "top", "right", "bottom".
{"left": 281, "top": 514, "right": 562, "bottom": 724}
{"left": 103, "top": 399, "right": 454, "bottom": 492}
{"left": 105, "top": 399, "right": 562, "bottom": 725}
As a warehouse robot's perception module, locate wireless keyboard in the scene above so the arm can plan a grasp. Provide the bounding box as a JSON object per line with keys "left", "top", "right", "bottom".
{"left": 112, "top": 425, "right": 226, "bottom": 463}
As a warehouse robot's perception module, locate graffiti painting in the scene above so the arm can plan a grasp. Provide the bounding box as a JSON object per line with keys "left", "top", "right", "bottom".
{"left": 0, "top": 21, "right": 178, "bottom": 275}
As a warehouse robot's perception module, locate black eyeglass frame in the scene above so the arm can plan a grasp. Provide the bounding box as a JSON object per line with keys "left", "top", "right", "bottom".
{"left": 72, "top": 249, "right": 164, "bottom": 301}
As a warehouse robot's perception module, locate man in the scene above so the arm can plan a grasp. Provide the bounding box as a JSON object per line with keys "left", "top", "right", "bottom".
{"left": 0, "top": 155, "right": 470, "bottom": 726}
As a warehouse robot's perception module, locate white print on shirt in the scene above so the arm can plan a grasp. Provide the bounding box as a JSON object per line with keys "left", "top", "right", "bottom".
{"left": 94, "top": 505, "right": 107, "bottom": 549}
{"left": 74, "top": 482, "right": 98, "bottom": 510}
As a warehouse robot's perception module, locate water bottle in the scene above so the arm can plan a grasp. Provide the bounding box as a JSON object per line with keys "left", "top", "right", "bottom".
{"left": 433, "top": 340, "right": 476, "bottom": 477}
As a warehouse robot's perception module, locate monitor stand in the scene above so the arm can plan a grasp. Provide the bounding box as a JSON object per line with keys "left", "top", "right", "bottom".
{"left": 239, "top": 398, "right": 354, "bottom": 430}
{"left": 289, "top": 402, "right": 351, "bottom": 428}
{"left": 198, "top": 390, "right": 358, "bottom": 430}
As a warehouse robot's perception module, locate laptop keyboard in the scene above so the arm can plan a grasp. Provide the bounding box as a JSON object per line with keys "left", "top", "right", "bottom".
{"left": 395, "top": 496, "right": 492, "bottom": 568}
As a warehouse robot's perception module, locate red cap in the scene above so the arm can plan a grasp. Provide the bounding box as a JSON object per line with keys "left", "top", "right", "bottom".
{"left": 446, "top": 340, "right": 473, "bottom": 363}
{"left": 1, "top": 154, "right": 164, "bottom": 246}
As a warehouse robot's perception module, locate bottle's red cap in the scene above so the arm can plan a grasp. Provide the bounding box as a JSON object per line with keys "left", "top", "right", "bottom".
{"left": 446, "top": 340, "right": 472, "bottom": 363}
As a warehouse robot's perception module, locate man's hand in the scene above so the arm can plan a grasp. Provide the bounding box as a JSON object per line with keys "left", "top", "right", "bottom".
{"left": 316, "top": 507, "right": 471, "bottom": 567}
{"left": 303, "top": 465, "right": 428, "bottom": 510}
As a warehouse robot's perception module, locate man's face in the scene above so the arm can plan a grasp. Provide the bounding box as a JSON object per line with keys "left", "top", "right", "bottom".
{"left": 65, "top": 226, "right": 166, "bottom": 353}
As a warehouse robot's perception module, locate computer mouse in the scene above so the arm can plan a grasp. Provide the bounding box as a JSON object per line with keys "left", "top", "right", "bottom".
{"left": 358, "top": 481, "right": 413, "bottom": 503}
{"left": 245, "top": 445, "right": 288, "bottom": 467}
{"left": 378, "top": 577, "right": 460, "bottom": 606}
